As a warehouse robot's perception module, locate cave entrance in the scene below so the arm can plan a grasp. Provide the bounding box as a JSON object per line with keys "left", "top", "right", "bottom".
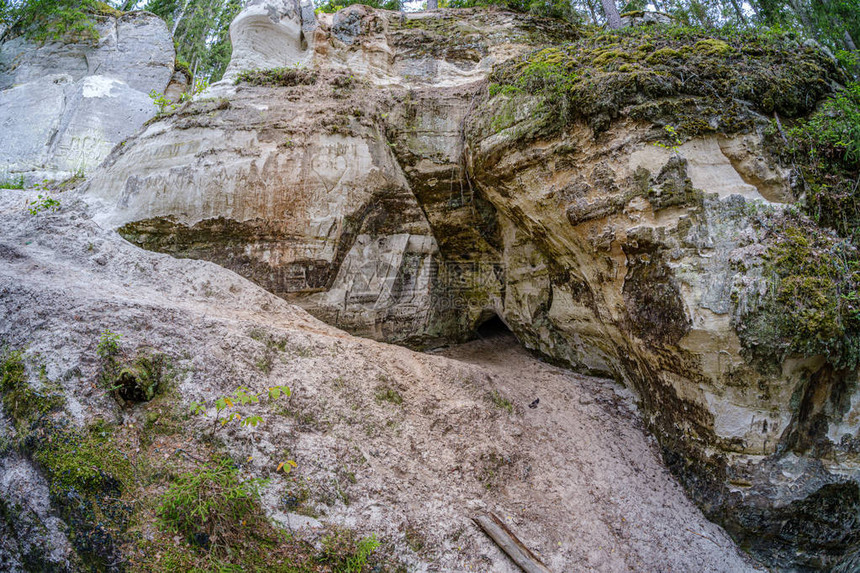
{"left": 476, "top": 313, "right": 512, "bottom": 339}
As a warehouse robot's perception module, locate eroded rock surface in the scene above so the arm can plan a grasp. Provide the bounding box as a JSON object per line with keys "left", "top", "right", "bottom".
{"left": 80, "top": 4, "right": 860, "bottom": 569}
{"left": 0, "top": 189, "right": 761, "bottom": 572}
{"left": 0, "top": 11, "right": 175, "bottom": 183}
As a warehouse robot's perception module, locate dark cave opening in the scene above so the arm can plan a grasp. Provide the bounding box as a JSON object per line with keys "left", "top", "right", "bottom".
{"left": 476, "top": 314, "right": 512, "bottom": 339}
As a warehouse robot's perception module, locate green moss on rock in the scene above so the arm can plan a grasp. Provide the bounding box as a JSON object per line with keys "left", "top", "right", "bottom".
{"left": 484, "top": 24, "right": 841, "bottom": 138}
{"left": 0, "top": 349, "right": 65, "bottom": 432}
{"left": 734, "top": 211, "right": 860, "bottom": 369}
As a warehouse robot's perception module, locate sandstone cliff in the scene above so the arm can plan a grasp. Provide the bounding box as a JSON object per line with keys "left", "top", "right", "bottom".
{"left": 0, "top": 11, "right": 178, "bottom": 184}
{"left": 3, "top": 2, "right": 859, "bottom": 570}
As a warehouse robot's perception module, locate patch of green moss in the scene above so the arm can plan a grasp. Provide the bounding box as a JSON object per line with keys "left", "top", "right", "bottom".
{"left": 25, "top": 418, "right": 135, "bottom": 569}
{"left": 484, "top": 24, "right": 841, "bottom": 139}
{"left": 32, "top": 419, "right": 134, "bottom": 495}
{"left": 374, "top": 385, "right": 403, "bottom": 405}
{"left": 235, "top": 67, "right": 318, "bottom": 87}
{"left": 0, "top": 350, "right": 65, "bottom": 432}
{"left": 691, "top": 38, "right": 732, "bottom": 56}
{"left": 734, "top": 212, "right": 860, "bottom": 369}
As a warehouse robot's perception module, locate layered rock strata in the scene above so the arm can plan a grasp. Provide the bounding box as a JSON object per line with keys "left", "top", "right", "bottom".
{"left": 82, "top": 4, "right": 860, "bottom": 569}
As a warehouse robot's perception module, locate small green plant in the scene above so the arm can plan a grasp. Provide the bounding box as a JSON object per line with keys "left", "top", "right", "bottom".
{"left": 652, "top": 125, "right": 683, "bottom": 152}
{"left": 189, "top": 384, "right": 290, "bottom": 437}
{"left": 97, "top": 329, "right": 123, "bottom": 390}
{"left": 276, "top": 459, "right": 298, "bottom": 474}
{"left": 158, "top": 457, "right": 268, "bottom": 552}
{"left": 0, "top": 174, "right": 24, "bottom": 189}
{"left": 178, "top": 76, "right": 209, "bottom": 103}
{"left": 488, "top": 390, "right": 513, "bottom": 413}
{"left": 318, "top": 527, "right": 380, "bottom": 573}
{"left": 148, "top": 90, "right": 177, "bottom": 114}
{"left": 27, "top": 194, "right": 60, "bottom": 215}
{"left": 374, "top": 384, "right": 403, "bottom": 405}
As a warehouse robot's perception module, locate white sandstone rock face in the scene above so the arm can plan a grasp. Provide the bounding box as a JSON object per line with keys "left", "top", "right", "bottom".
{"left": 84, "top": 8, "right": 572, "bottom": 346}
{"left": 0, "top": 12, "right": 174, "bottom": 183}
{"left": 222, "top": 0, "right": 316, "bottom": 82}
{"left": 0, "top": 188, "right": 761, "bottom": 572}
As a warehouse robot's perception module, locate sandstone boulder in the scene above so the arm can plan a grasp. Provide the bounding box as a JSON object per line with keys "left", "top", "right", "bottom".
{"left": 0, "top": 12, "right": 175, "bottom": 183}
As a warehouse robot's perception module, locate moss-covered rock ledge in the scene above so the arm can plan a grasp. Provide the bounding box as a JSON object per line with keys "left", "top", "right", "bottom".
{"left": 467, "top": 21, "right": 860, "bottom": 571}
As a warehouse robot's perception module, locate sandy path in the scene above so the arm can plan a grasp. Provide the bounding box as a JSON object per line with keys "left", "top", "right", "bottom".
{"left": 434, "top": 332, "right": 761, "bottom": 572}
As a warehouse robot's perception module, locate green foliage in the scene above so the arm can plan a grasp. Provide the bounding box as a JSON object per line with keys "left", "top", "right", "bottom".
{"left": 780, "top": 82, "right": 860, "bottom": 243}
{"left": 189, "top": 384, "right": 291, "bottom": 436}
{"left": 149, "top": 89, "right": 177, "bottom": 114}
{"left": 158, "top": 457, "right": 268, "bottom": 551}
{"left": 235, "top": 67, "right": 318, "bottom": 87}
{"left": 144, "top": 0, "right": 242, "bottom": 83}
{"left": 27, "top": 194, "right": 60, "bottom": 215}
{"left": 447, "top": 0, "right": 581, "bottom": 23}
{"left": 789, "top": 82, "right": 860, "bottom": 170}
{"left": 0, "top": 174, "right": 24, "bottom": 189}
{"left": 318, "top": 528, "right": 380, "bottom": 573}
{"left": 735, "top": 212, "right": 860, "bottom": 369}
{"left": 0, "top": 348, "right": 65, "bottom": 431}
{"left": 485, "top": 23, "right": 841, "bottom": 139}
{"left": 3, "top": 0, "right": 120, "bottom": 43}
{"left": 315, "top": 0, "right": 400, "bottom": 13}
{"left": 652, "top": 124, "right": 683, "bottom": 151}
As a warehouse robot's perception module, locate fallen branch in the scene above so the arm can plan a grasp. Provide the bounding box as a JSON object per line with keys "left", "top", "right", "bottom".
{"left": 472, "top": 512, "right": 553, "bottom": 573}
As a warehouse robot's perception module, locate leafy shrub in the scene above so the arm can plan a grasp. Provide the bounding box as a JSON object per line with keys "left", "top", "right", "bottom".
{"left": 148, "top": 90, "right": 176, "bottom": 114}
{"left": 788, "top": 82, "right": 860, "bottom": 171}
{"left": 779, "top": 82, "right": 860, "bottom": 244}
{"left": 189, "top": 384, "right": 290, "bottom": 436}
{"left": 27, "top": 194, "right": 60, "bottom": 215}
{"left": 158, "top": 457, "right": 268, "bottom": 552}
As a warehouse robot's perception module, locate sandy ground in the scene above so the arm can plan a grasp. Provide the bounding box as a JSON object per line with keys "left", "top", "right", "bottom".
{"left": 0, "top": 189, "right": 762, "bottom": 572}
{"left": 431, "top": 333, "right": 763, "bottom": 572}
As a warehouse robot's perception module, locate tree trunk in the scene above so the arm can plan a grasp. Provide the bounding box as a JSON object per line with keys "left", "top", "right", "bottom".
{"left": 844, "top": 29, "right": 858, "bottom": 52}
{"left": 426, "top": 0, "right": 438, "bottom": 9}
{"left": 601, "top": 0, "right": 622, "bottom": 29}
{"left": 729, "top": 0, "right": 747, "bottom": 24}
{"left": 172, "top": 0, "right": 190, "bottom": 36}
